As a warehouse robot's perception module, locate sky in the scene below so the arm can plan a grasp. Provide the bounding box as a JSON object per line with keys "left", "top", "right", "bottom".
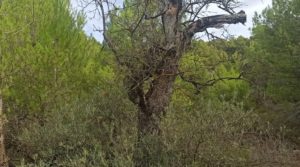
{"left": 225, "top": 0, "right": 272, "bottom": 37}
{"left": 71, "top": 0, "right": 272, "bottom": 42}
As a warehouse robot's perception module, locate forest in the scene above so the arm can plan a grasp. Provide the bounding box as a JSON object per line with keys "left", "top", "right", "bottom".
{"left": 0, "top": 0, "right": 299, "bottom": 166}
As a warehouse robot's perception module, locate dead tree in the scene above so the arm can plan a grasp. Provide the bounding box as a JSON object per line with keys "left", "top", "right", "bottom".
{"left": 85, "top": 0, "right": 246, "bottom": 165}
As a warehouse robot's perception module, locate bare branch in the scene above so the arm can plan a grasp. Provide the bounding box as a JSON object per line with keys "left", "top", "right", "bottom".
{"left": 179, "top": 71, "right": 245, "bottom": 94}
{"left": 185, "top": 10, "right": 246, "bottom": 38}
{"left": 145, "top": 9, "right": 167, "bottom": 19}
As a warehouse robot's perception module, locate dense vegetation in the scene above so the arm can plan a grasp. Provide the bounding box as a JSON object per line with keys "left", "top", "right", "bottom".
{"left": 0, "top": 0, "right": 299, "bottom": 166}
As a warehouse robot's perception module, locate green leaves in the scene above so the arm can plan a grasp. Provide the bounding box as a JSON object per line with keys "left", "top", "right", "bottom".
{"left": 251, "top": 0, "right": 300, "bottom": 102}
{"left": 0, "top": 0, "right": 114, "bottom": 113}
{"left": 177, "top": 39, "right": 249, "bottom": 102}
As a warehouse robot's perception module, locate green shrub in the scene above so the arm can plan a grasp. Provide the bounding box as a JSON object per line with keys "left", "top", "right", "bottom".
{"left": 8, "top": 85, "right": 136, "bottom": 167}
{"left": 160, "top": 99, "right": 297, "bottom": 166}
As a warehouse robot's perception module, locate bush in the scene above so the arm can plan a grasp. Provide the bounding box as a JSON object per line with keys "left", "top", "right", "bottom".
{"left": 8, "top": 85, "right": 137, "bottom": 167}
{"left": 6, "top": 85, "right": 299, "bottom": 167}
{"left": 160, "top": 99, "right": 298, "bottom": 166}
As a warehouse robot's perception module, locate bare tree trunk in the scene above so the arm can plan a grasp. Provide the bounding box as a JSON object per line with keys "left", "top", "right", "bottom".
{"left": 131, "top": 1, "right": 185, "bottom": 165}
{"left": 0, "top": 95, "right": 8, "bottom": 167}
{"left": 133, "top": 50, "right": 181, "bottom": 166}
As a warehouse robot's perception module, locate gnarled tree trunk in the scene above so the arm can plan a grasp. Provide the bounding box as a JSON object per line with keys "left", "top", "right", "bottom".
{"left": 133, "top": 52, "right": 181, "bottom": 166}
{"left": 0, "top": 95, "right": 8, "bottom": 167}
{"left": 97, "top": 0, "right": 246, "bottom": 166}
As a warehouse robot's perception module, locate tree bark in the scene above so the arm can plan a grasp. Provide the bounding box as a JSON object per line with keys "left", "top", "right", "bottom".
{"left": 0, "top": 95, "right": 8, "bottom": 167}
{"left": 133, "top": 51, "right": 180, "bottom": 167}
